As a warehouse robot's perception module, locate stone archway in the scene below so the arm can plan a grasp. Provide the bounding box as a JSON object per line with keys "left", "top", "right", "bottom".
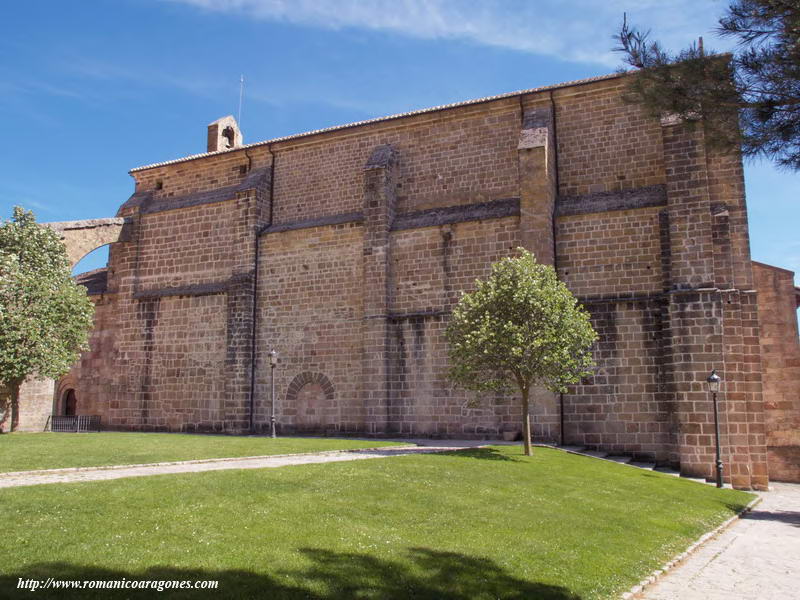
{"left": 44, "top": 218, "right": 131, "bottom": 269}
{"left": 12, "top": 219, "right": 129, "bottom": 431}
{"left": 285, "top": 372, "right": 336, "bottom": 432}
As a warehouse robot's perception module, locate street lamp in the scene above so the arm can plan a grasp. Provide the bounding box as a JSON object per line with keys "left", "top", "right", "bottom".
{"left": 269, "top": 348, "right": 278, "bottom": 438}
{"left": 706, "top": 369, "right": 723, "bottom": 488}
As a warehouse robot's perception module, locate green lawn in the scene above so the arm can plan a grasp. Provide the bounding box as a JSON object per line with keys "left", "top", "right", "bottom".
{"left": 0, "top": 446, "right": 753, "bottom": 599}
{"left": 0, "top": 432, "right": 407, "bottom": 473}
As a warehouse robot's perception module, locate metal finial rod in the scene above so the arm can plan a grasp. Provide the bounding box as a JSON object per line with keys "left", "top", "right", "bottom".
{"left": 238, "top": 74, "right": 244, "bottom": 128}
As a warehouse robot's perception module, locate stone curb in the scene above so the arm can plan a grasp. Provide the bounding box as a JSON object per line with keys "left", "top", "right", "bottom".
{"left": 0, "top": 444, "right": 418, "bottom": 479}
{"left": 619, "top": 495, "right": 763, "bottom": 599}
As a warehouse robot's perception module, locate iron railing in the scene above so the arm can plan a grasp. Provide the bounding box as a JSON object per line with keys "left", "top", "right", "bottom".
{"left": 49, "top": 415, "right": 101, "bottom": 433}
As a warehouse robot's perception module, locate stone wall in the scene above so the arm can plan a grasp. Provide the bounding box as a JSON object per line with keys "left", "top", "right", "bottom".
{"left": 256, "top": 221, "right": 365, "bottom": 434}
{"left": 41, "top": 73, "right": 784, "bottom": 488}
{"left": 753, "top": 262, "right": 800, "bottom": 482}
{"left": 78, "top": 161, "right": 272, "bottom": 433}
{"left": 3, "top": 378, "right": 54, "bottom": 433}
{"left": 566, "top": 299, "right": 670, "bottom": 461}
{"left": 555, "top": 81, "right": 665, "bottom": 197}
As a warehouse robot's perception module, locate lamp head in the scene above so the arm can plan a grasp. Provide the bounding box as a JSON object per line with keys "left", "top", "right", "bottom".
{"left": 706, "top": 369, "right": 721, "bottom": 393}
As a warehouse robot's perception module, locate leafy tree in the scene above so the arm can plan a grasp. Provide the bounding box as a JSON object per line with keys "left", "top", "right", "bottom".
{"left": 0, "top": 207, "right": 94, "bottom": 432}
{"left": 446, "top": 249, "right": 597, "bottom": 456}
{"left": 615, "top": 1, "right": 800, "bottom": 170}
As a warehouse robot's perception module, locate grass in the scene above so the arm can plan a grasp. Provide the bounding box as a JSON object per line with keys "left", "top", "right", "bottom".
{"left": 0, "top": 432, "right": 408, "bottom": 473}
{"left": 0, "top": 446, "right": 754, "bottom": 599}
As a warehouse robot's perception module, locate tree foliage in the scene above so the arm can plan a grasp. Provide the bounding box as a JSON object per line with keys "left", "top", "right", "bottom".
{"left": 0, "top": 207, "right": 94, "bottom": 431}
{"left": 446, "top": 249, "right": 597, "bottom": 455}
{"left": 615, "top": 1, "right": 800, "bottom": 170}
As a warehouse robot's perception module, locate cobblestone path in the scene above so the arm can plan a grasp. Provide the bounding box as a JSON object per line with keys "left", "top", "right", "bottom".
{"left": 640, "top": 482, "right": 800, "bottom": 600}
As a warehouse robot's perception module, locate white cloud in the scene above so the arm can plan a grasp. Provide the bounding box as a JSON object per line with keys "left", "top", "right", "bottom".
{"left": 0, "top": 77, "right": 87, "bottom": 102}
{"left": 164, "top": 0, "right": 727, "bottom": 67}
{"left": 66, "top": 58, "right": 221, "bottom": 98}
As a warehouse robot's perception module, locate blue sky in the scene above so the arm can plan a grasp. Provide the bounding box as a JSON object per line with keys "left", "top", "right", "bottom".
{"left": 1, "top": 0, "right": 797, "bottom": 282}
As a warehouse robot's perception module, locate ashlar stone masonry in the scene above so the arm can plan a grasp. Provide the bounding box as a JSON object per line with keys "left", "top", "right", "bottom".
{"left": 17, "top": 73, "right": 800, "bottom": 490}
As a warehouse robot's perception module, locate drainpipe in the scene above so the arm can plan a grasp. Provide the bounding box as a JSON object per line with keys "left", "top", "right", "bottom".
{"left": 549, "top": 90, "right": 565, "bottom": 447}
{"left": 248, "top": 144, "right": 276, "bottom": 432}
{"left": 549, "top": 90, "right": 560, "bottom": 269}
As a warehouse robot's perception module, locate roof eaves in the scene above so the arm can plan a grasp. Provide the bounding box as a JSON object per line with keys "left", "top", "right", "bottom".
{"left": 752, "top": 261, "right": 797, "bottom": 276}
{"left": 129, "top": 72, "right": 623, "bottom": 174}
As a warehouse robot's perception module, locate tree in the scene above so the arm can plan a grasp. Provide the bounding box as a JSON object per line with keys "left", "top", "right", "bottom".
{"left": 615, "top": 1, "right": 800, "bottom": 170}
{"left": 0, "top": 207, "right": 94, "bottom": 432}
{"left": 446, "top": 249, "right": 597, "bottom": 456}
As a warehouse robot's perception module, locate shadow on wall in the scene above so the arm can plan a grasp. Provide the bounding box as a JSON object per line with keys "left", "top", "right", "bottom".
{"left": 0, "top": 390, "right": 8, "bottom": 432}
{"left": 1, "top": 548, "right": 581, "bottom": 599}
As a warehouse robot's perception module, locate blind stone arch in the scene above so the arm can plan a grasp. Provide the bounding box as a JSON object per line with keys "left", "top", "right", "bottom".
{"left": 285, "top": 372, "right": 336, "bottom": 432}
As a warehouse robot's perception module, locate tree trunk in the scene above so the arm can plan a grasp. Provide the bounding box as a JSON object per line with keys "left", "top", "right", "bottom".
{"left": 9, "top": 379, "right": 21, "bottom": 433}
{"left": 522, "top": 386, "right": 532, "bottom": 456}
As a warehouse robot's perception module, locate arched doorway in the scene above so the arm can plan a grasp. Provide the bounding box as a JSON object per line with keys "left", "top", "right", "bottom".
{"left": 63, "top": 389, "right": 77, "bottom": 416}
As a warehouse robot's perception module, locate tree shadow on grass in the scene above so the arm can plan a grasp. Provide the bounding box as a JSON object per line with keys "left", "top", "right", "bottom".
{"left": 432, "top": 447, "right": 523, "bottom": 462}
{"left": 1, "top": 547, "right": 580, "bottom": 599}
{"left": 718, "top": 500, "right": 754, "bottom": 515}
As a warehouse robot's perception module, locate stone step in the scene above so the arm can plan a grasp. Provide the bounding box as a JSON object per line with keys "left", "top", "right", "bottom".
{"left": 682, "top": 475, "right": 710, "bottom": 485}
{"left": 654, "top": 466, "right": 681, "bottom": 477}
{"left": 650, "top": 466, "right": 711, "bottom": 484}
{"left": 557, "top": 445, "right": 586, "bottom": 453}
{"left": 580, "top": 450, "right": 610, "bottom": 459}
{"left": 556, "top": 448, "right": 707, "bottom": 482}
{"left": 629, "top": 461, "right": 657, "bottom": 470}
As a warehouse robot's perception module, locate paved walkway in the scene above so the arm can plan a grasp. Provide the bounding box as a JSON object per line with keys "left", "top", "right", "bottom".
{"left": 640, "top": 482, "right": 800, "bottom": 600}
{"left": 0, "top": 445, "right": 468, "bottom": 489}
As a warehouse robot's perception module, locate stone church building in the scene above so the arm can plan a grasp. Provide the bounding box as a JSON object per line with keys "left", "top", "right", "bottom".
{"left": 14, "top": 72, "right": 800, "bottom": 489}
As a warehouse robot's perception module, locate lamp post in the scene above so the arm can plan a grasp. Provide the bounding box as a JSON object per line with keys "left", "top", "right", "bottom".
{"left": 706, "top": 369, "right": 723, "bottom": 488}
{"left": 269, "top": 348, "right": 278, "bottom": 438}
